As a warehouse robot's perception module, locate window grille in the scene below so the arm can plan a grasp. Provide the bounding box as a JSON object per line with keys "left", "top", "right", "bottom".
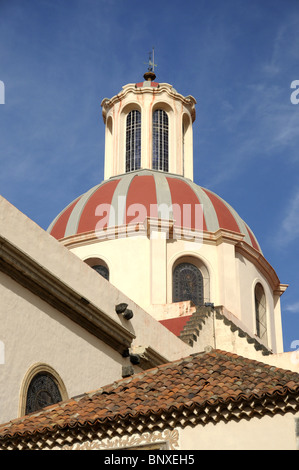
{"left": 255, "top": 283, "right": 267, "bottom": 343}
{"left": 92, "top": 265, "right": 109, "bottom": 281}
{"left": 25, "top": 373, "right": 62, "bottom": 414}
{"left": 126, "top": 110, "right": 141, "bottom": 172}
{"left": 152, "top": 109, "right": 169, "bottom": 172}
{"left": 173, "top": 262, "right": 204, "bottom": 305}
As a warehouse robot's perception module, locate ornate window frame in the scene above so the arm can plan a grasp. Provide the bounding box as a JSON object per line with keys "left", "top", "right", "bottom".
{"left": 169, "top": 254, "right": 210, "bottom": 305}
{"left": 19, "top": 363, "right": 68, "bottom": 417}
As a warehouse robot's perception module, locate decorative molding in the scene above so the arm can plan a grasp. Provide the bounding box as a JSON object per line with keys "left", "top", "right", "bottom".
{"left": 18, "top": 363, "right": 68, "bottom": 418}
{"left": 60, "top": 223, "right": 241, "bottom": 248}
{"left": 58, "top": 225, "right": 284, "bottom": 297}
{"left": 235, "top": 241, "right": 287, "bottom": 294}
{"left": 213, "top": 228, "right": 244, "bottom": 245}
{"left": 62, "top": 429, "right": 179, "bottom": 451}
{"left": 101, "top": 82, "right": 196, "bottom": 124}
{"left": 129, "top": 345, "right": 169, "bottom": 370}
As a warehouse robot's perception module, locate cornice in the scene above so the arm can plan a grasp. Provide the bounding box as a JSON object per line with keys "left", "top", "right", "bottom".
{"left": 101, "top": 82, "right": 196, "bottom": 123}
{"left": 130, "top": 345, "right": 169, "bottom": 370}
{"left": 235, "top": 241, "right": 287, "bottom": 294}
{"left": 0, "top": 236, "right": 135, "bottom": 355}
{"left": 57, "top": 224, "right": 285, "bottom": 295}
{"left": 212, "top": 228, "right": 245, "bottom": 245}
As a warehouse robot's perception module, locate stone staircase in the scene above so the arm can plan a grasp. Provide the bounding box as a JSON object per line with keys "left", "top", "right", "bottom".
{"left": 179, "top": 304, "right": 272, "bottom": 357}
{"left": 179, "top": 305, "right": 213, "bottom": 346}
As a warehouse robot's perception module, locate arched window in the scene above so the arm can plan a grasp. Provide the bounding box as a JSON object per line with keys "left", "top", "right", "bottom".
{"left": 255, "top": 283, "right": 267, "bottom": 343}
{"left": 182, "top": 113, "right": 191, "bottom": 176}
{"left": 126, "top": 110, "right": 141, "bottom": 172}
{"left": 25, "top": 372, "right": 62, "bottom": 414}
{"left": 173, "top": 262, "right": 204, "bottom": 305}
{"left": 152, "top": 109, "right": 169, "bottom": 172}
{"left": 92, "top": 264, "right": 109, "bottom": 281}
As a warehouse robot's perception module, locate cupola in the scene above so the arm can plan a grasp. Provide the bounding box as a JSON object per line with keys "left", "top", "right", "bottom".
{"left": 101, "top": 68, "right": 196, "bottom": 180}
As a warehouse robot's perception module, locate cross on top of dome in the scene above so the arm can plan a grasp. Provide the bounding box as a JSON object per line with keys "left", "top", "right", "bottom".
{"left": 143, "top": 47, "right": 157, "bottom": 81}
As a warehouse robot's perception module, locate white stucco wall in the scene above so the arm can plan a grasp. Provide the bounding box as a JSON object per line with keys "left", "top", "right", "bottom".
{"left": 179, "top": 412, "right": 299, "bottom": 450}
{"left": 70, "top": 231, "right": 283, "bottom": 353}
{"left": 236, "top": 251, "right": 282, "bottom": 352}
{"left": 0, "top": 270, "right": 127, "bottom": 423}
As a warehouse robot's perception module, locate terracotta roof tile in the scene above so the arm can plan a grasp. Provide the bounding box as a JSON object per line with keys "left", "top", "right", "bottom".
{"left": 0, "top": 349, "right": 299, "bottom": 446}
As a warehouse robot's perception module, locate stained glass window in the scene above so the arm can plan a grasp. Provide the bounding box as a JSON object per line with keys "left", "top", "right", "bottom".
{"left": 255, "top": 283, "right": 267, "bottom": 342}
{"left": 92, "top": 264, "right": 109, "bottom": 281}
{"left": 126, "top": 110, "right": 141, "bottom": 172}
{"left": 25, "top": 373, "right": 62, "bottom": 414}
{"left": 152, "top": 109, "right": 168, "bottom": 172}
{"left": 173, "top": 262, "right": 204, "bottom": 305}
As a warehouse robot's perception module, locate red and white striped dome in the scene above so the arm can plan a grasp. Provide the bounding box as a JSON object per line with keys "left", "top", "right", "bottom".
{"left": 47, "top": 170, "right": 261, "bottom": 252}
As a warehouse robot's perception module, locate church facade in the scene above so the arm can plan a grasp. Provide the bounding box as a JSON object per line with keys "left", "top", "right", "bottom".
{"left": 0, "top": 69, "right": 298, "bottom": 450}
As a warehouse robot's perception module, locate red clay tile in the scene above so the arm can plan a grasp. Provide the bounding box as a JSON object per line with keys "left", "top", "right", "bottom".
{"left": 0, "top": 349, "right": 299, "bottom": 443}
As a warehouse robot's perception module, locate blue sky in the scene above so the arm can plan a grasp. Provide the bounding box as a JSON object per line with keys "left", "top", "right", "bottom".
{"left": 0, "top": 0, "right": 299, "bottom": 352}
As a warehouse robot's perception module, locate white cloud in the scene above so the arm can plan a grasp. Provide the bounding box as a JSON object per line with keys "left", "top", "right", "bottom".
{"left": 274, "top": 190, "right": 299, "bottom": 247}
{"left": 203, "top": 11, "right": 299, "bottom": 189}
{"left": 202, "top": 79, "right": 299, "bottom": 190}
{"left": 262, "top": 13, "right": 299, "bottom": 78}
{"left": 285, "top": 302, "right": 299, "bottom": 314}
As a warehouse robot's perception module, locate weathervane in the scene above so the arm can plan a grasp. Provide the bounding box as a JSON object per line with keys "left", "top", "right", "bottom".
{"left": 145, "top": 47, "right": 157, "bottom": 72}
{"left": 143, "top": 47, "right": 157, "bottom": 81}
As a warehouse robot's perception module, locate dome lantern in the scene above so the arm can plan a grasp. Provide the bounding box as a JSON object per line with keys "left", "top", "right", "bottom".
{"left": 101, "top": 60, "right": 196, "bottom": 181}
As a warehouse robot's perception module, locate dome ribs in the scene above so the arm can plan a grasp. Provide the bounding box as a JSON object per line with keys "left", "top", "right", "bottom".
{"left": 125, "top": 175, "right": 158, "bottom": 225}
{"left": 166, "top": 177, "right": 207, "bottom": 231}
{"left": 49, "top": 198, "right": 80, "bottom": 240}
{"left": 202, "top": 188, "right": 241, "bottom": 234}
{"left": 47, "top": 171, "right": 262, "bottom": 253}
{"left": 77, "top": 180, "right": 120, "bottom": 234}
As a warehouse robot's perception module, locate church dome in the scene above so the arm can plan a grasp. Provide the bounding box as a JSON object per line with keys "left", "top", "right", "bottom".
{"left": 47, "top": 170, "right": 261, "bottom": 253}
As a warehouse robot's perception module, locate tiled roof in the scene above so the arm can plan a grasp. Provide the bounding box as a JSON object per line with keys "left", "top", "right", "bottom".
{"left": 47, "top": 171, "right": 262, "bottom": 253}
{"left": 1, "top": 349, "right": 299, "bottom": 449}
